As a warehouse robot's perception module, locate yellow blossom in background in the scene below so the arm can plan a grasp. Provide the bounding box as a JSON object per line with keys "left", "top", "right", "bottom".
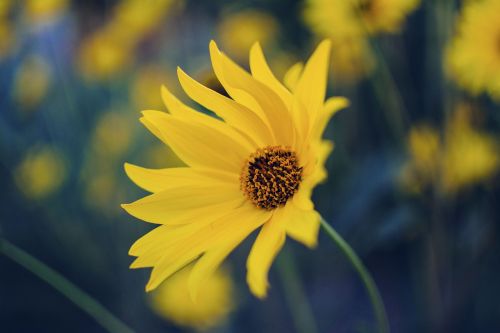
{"left": 304, "top": 0, "right": 420, "bottom": 39}
{"left": 111, "top": 0, "right": 179, "bottom": 42}
{"left": 78, "top": 0, "right": 178, "bottom": 80}
{"left": 15, "top": 146, "right": 67, "bottom": 200}
{"left": 401, "top": 104, "right": 500, "bottom": 195}
{"left": 122, "top": 40, "right": 349, "bottom": 298}
{"left": 304, "top": 0, "right": 419, "bottom": 83}
{"left": 217, "top": 10, "right": 279, "bottom": 60}
{"left": 400, "top": 125, "right": 441, "bottom": 193}
{"left": 150, "top": 265, "right": 235, "bottom": 331}
{"left": 445, "top": 0, "right": 500, "bottom": 100}
{"left": 12, "top": 55, "right": 52, "bottom": 110}
{"left": 78, "top": 31, "right": 134, "bottom": 80}
{"left": 0, "top": 21, "right": 14, "bottom": 59}
{"left": 0, "top": 0, "right": 12, "bottom": 17}
{"left": 23, "top": 0, "right": 68, "bottom": 23}
{"left": 92, "top": 111, "right": 134, "bottom": 158}
{"left": 131, "top": 65, "right": 178, "bottom": 110}
{"left": 440, "top": 105, "right": 500, "bottom": 193}
{"left": 330, "top": 37, "right": 376, "bottom": 84}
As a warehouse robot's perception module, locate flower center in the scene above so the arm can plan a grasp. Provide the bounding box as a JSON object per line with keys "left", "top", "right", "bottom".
{"left": 241, "top": 146, "right": 303, "bottom": 210}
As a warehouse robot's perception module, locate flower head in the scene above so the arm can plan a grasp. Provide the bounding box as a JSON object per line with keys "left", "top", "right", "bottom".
{"left": 122, "top": 40, "right": 348, "bottom": 298}
{"left": 445, "top": 0, "right": 500, "bottom": 100}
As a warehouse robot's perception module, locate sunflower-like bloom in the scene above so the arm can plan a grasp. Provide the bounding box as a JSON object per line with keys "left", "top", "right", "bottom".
{"left": 122, "top": 40, "right": 348, "bottom": 298}
{"left": 445, "top": 0, "right": 500, "bottom": 100}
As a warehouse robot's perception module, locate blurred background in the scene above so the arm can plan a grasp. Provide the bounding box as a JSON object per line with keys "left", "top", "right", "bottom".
{"left": 1, "top": 0, "right": 499, "bottom": 332}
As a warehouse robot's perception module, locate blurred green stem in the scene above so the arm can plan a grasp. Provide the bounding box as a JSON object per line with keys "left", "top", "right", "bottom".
{"left": 276, "top": 246, "right": 318, "bottom": 333}
{"left": 320, "top": 217, "right": 390, "bottom": 333}
{"left": 0, "top": 238, "right": 135, "bottom": 333}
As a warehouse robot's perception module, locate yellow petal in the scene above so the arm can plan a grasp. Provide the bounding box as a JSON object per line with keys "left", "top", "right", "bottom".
{"left": 146, "top": 202, "right": 272, "bottom": 291}
{"left": 121, "top": 182, "right": 243, "bottom": 224}
{"left": 140, "top": 110, "right": 251, "bottom": 173}
{"left": 283, "top": 62, "right": 303, "bottom": 92}
{"left": 295, "top": 40, "right": 331, "bottom": 133}
{"left": 188, "top": 238, "right": 239, "bottom": 300}
{"left": 246, "top": 207, "right": 287, "bottom": 298}
{"left": 124, "top": 163, "right": 238, "bottom": 193}
{"left": 177, "top": 68, "right": 273, "bottom": 147}
{"left": 249, "top": 42, "right": 292, "bottom": 107}
{"left": 209, "top": 41, "right": 295, "bottom": 146}
{"left": 284, "top": 204, "right": 321, "bottom": 248}
{"left": 312, "top": 96, "right": 349, "bottom": 141}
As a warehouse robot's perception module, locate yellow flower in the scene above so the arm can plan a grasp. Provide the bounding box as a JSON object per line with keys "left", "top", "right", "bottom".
{"left": 150, "top": 265, "right": 234, "bottom": 330}
{"left": 0, "top": 20, "right": 14, "bottom": 60}
{"left": 122, "top": 40, "right": 349, "bottom": 298}
{"left": 445, "top": 0, "right": 500, "bottom": 100}
{"left": 217, "top": 10, "right": 279, "bottom": 60}
{"left": 12, "top": 55, "right": 52, "bottom": 110}
{"left": 78, "top": 31, "right": 134, "bottom": 80}
{"left": 330, "top": 37, "right": 376, "bottom": 83}
{"left": 304, "top": 0, "right": 420, "bottom": 39}
{"left": 130, "top": 65, "right": 178, "bottom": 110}
{"left": 78, "top": 0, "right": 178, "bottom": 80}
{"left": 23, "top": 0, "right": 68, "bottom": 22}
{"left": 92, "top": 111, "right": 134, "bottom": 158}
{"left": 15, "top": 146, "right": 67, "bottom": 199}
{"left": 440, "top": 105, "right": 499, "bottom": 193}
{"left": 401, "top": 104, "right": 499, "bottom": 194}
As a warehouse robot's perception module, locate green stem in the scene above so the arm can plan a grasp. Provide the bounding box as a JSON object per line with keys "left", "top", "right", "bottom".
{"left": 276, "top": 246, "right": 318, "bottom": 333}
{"left": 0, "top": 238, "right": 135, "bottom": 333}
{"left": 319, "top": 217, "right": 390, "bottom": 333}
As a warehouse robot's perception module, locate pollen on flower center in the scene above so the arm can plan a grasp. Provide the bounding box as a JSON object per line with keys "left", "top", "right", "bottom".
{"left": 240, "top": 146, "right": 303, "bottom": 210}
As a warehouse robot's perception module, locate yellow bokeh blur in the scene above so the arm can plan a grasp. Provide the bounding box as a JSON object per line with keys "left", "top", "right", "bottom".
{"left": 150, "top": 265, "right": 235, "bottom": 331}
{"left": 14, "top": 146, "right": 67, "bottom": 200}
{"left": 12, "top": 55, "right": 52, "bottom": 111}
{"left": 445, "top": 0, "right": 500, "bottom": 100}
{"left": 401, "top": 104, "right": 500, "bottom": 195}
{"left": 217, "top": 9, "right": 279, "bottom": 60}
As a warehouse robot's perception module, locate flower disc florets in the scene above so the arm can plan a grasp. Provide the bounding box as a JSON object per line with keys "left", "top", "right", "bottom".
{"left": 241, "top": 146, "right": 303, "bottom": 210}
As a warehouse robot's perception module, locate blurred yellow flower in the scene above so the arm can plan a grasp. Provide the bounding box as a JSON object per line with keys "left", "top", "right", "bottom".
{"left": 78, "top": 31, "right": 134, "bottom": 80}
{"left": 122, "top": 40, "right": 348, "bottom": 298}
{"left": 92, "top": 111, "right": 134, "bottom": 158}
{"left": 15, "top": 146, "right": 67, "bottom": 199}
{"left": 440, "top": 106, "right": 500, "bottom": 193}
{"left": 445, "top": 0, "right": 500, "bottom": 100}
{"left": 12, "top": 55, "right": 52, "bottom": 110}
{"left": 304, "top": 0, "right": 418, "bottom": 83}
{"left": 304, "top": 0, "right": 420, "bottom": 39}
{"left": 217, "top": 10, "right": 279, "bottom": 60}
{"left": 78, "top": 0, "right": 178, "bottom": 80}
{"left": 111, "top": 0, "right": 178, "bottom": 42}
{"left": 150, "top": 265, "right": 235, "bottom": 331}
{"left": 0, "top": 20, "right": 14, "bottom": 59}
{"left": 23, "top": 0, "right": 68, "bottom": 22}
{"left": 131, "top": 65, "right": 178, "bottom": 110}
{"left": 401, "top": 105, "right": 499, "bottom": 194}
{"left": 330, "top": 37, "right": 376, "bottom": 84}
{"left": 0, "top": 0, "right": 12, "bottom": 18}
